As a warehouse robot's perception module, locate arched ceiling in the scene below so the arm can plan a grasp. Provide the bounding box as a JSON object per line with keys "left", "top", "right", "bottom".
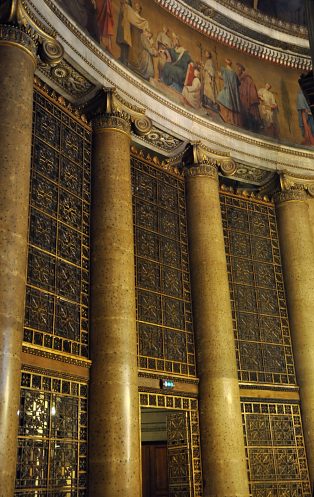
{"left": 23, "top": 0, "right": 314, "bottom": 177}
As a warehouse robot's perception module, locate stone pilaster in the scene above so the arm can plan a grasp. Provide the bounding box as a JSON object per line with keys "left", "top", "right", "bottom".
{"left": 0, "top": 24, "right": 37, "bottom": 497}
{"left": 185, "top": 150, "right": 250, "bottom": 497}
{"left": 88, "top": 110, "right": 141, "bottom": 497}
{"left": 275, "top": 185, "right": 314, "bottom": 487}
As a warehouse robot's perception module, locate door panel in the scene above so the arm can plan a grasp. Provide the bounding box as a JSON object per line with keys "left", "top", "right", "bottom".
{"left": 142, "top": 443, "right": 169, "bottom": 497}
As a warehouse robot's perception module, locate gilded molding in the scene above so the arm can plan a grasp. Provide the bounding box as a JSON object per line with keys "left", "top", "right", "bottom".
{"left": 156, "top": 0, "right": 310, "bottom": 69}
{"left": 0, "top": 23, "right": 37, "bottom": 62}
{"left": 34, "top": 76, "right": 91, "bottom": 127}
{"left": 187, "top": 0, "right": 308, "bottom": 39}
{"left": 22, "top": 343, "right": 92, "bottom": 368}
{"left": 130, "top": 145, "right": 183, "bottom": 178}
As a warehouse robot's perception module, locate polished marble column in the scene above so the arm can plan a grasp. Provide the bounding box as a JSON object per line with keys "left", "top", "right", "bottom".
{"left": 275, "top": 189, "right": 314, "bottom": 486}
{"left": 185, "top": 163, "right": 250, "bottom": 497}
{"left": 0, "top": 24, "right": 37, "bottom": 497}
{"left": 89, "top": 112, "right": 141, "bottom": 497}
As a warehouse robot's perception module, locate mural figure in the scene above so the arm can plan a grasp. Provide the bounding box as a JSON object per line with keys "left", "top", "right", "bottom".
{"left": 96, "top": 0, "right": 114, "bottom": 52}
{"left": 258, "top": 83, "right": 279, "bottom": 139}
{"left": 297, "top": 91, "right": 314, "bottom": 145}
{"left": 156, "top": 25, "right": 173, "bottom": 49}
{"left": 182, "top": 67, "right": 202, "bottom": 109}
{"left": 116, "top": 0, "right": 149, "bottom": 65}
{"left": 59, "top": 0, "right": 312, "bottom": 148}
{"left": 160, "top": 35, "right": 192, "bottom": 92}
{"left": 138, "top": 29, "right": 157, "bottom": 80}
{"left": 236, "top": 63, "right": 262, "bottom": 132}
{"left": 217, "top": 59, "right": 242, "bottom": 126}
{"left": 202, "top": 50, "right": 217, "bottom": 109}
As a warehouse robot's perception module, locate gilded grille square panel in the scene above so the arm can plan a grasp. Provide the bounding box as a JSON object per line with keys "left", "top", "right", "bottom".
{"left": 24, "top": 90, "right": 91, "bottom": 358}
{"left": 242, "top": 401, "right": 311, "bottom": 497}
{"left": 133, "top": 158, "right": 195, "bottom": 377}
{"left": 221, "top": 193, "right": 296, "bottom": 385}
{"left": 15, "top": 370, "right": 88, "bottom": 496}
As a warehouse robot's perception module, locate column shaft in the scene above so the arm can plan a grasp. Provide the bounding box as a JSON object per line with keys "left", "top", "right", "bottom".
{"left": 89, "top": 116, "right": 141, "bottom": 497}
{"left": 276, "top": 194, "right": 314, "bottom": 486}
{"left": 186, "top": 165, "right": 249, "bottom": 497}
{"left": 0, "top": 26, "right": 36, "bottom": 497}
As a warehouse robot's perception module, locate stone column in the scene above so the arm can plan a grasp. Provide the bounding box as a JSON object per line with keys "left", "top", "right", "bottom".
{"left": 275, "top": 188, "right": 314, "bottom": 487}
{"left": 185, "top": 161, "right": 250, "bottom": 497}
{"left": 89, "top": 112, "right": 141, "bottom": 497}
{"left": 0, "top": 24, "right": 37, "bottom": 497}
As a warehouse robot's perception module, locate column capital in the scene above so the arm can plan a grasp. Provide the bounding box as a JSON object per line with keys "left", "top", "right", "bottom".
{"left": 274, "top": 172, "right": 314, "bottom": 205}
{"left": 184, "top": 142, "right": 236, "bottom": 180}
{"left": 0, "top": 0, "right": 64, "bottom": 66}
{"left": 185, "top": 163, "right": 218, "bottom": 180}
{"left": 86, "top": 88, "right": 152, "bottom": 136}
{"left": 0, "top": 24, "right": 37, "bottom": 64}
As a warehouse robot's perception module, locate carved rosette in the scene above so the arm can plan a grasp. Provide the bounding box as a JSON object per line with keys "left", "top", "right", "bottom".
{"left": 185, "top": 163, "right": 218, "bottom": 180}
{"left": 0, "top": 24, "right": 37, "bottom": 64}
{"left": 92, "top": 112, "right": 131, "bottom": 135}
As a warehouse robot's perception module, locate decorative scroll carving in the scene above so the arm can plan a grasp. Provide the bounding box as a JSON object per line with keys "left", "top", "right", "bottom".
{"left": 274, "top": 172, "right": 314, "bottom": 203}
{"left": 86, "top": 88, "right": 152, "bottom": 136}
{"left": 0, "top": 0, "right": 64, "bottom": 65}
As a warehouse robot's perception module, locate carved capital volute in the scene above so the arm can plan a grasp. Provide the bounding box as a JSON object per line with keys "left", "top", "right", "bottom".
{"left": 86, "top": 88, "right": 152, "bottom": 137}
{"left": 274, "top": 172, "right": 314, "bottom": 204}
{"left": 0, "top": 0, "right": 64, "bottom": 66}
{"left": 184, "top": 142, "right": 236, "bottom": 181}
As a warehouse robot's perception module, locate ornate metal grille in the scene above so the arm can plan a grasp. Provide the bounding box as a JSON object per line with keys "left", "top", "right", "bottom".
{"left": 242, "top": 400, "right": 311, "bottom": 497}
{"left": 220, "top": 193, "right": 296, "bottom": 385}
{"left": 132, "top": 157, "right": 196, "bottom": 377}
{"left": 140, "top": 392, "right": 202, "bottom": 497}
{"left": 15, "top": 369, "right": 88, "bottom": 496}
{"left": 23, "top": 90, "right": 91, "bottom": 357}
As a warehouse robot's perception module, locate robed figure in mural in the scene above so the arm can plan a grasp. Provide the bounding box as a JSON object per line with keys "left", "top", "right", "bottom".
{"left": 116, "top": 0, "right": 149, "bottom": 65}
{"left": 297, "top": 91, "right": 314, "bottom": 145}
{"left": 96, "top": 0, "right": 114, "bottom": 52}
{"left": 236, "top": 63, "right": 262, "bottom": 132}
{"left": 258, "top": 83, "right": 279, "bottom": 139}
{"left": 217, "top": 59, "right": 242, "bottom": 126}
{"left": 161, "top": 35, "right": 192, "bottom": 92}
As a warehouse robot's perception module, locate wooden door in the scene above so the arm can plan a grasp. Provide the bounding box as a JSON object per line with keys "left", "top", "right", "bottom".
{"left": 142, "top": 443, "right": 169, "bottom": 497}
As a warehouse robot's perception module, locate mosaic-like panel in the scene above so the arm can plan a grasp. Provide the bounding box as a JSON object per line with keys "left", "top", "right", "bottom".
{"left": 242, "top": 401, "right": 311, "bottom": 497}
{"left": 15, "top": 370, "right": 88, "bottom": 496}
{"left": 221, "top": 193, "right": 296, "bottom": 385}
{"left": 23, "top": 90, "right": 91, "bottom": 357}
{"left": 132, "top": 158, "right": 196, "bottom": 377}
